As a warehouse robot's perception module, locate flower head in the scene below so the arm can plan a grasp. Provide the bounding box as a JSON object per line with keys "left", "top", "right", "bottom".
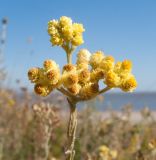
{"left": 43, "top": 59, "right": 58, "bottom": 71}
{"left": 34, "top": 84, "right": 52, "bottom": 96}
{"left": 79, "top": 83, "right": 99, "bottom": 99}
{"left": 62, "top": 71, "right": 78, "bottom": 88}
{"left": 48, "top": 16, "right": 85, "bottom": 47}
{"left": 105, "top": 70, "right": 120, "bottom": 88}
{"left": 90, "top": 51, "right": 104, "bottom": 69}
{"left": 76, "top": 49, "right": 91, "bottom": 65}
{"left": 78, "top": 68, "right": 90, "bottom": 85}
{"left": 28, "top": 16, "right": 137, "bottom": 99}
{"left": 46, "top": 69, "right": 60, "bottom": 85}
{"left": 121, "top": 59, "right": 132, "bottom": 71}
{"left": 68, "top": 83, "right": 81, "bottom": 95}
{"left": 99, "top": 56, "right": 114, "bottom": 73}
{"left": 120, "top": 75, "right": 137, "bottom": 92}
{"left": 90, "top": 68, "right": 105, "bottom": 82}
{"left": 28, "top": 67, "right": 40, "bottom": 83}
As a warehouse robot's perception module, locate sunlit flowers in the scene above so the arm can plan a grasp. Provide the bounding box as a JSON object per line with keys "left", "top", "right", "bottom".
{"left": 28, "top": 16, "right": 137, "bottom": 160}
{"left": 28, "top": 49, "right": 137, "bottom": 98}
{"left": 28, "top": 59, "right": 61, "bottom": 96}
{"left": 48, "top": 16, "right": 85, "bottom": 47}
{"left": 28, "top": 14, "right": 137, "bottom": 98}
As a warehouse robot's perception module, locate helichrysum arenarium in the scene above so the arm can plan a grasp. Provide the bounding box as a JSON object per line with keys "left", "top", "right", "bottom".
{"left": 28, "top": 16, "right": 137, "bottom": 160}
{"left": 28, "top": 16, "right": 137, "bottom": 98}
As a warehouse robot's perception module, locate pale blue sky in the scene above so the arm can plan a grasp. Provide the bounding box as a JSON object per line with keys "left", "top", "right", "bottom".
{"left": 0, "top": 0, "right": 156, "bottom": 92}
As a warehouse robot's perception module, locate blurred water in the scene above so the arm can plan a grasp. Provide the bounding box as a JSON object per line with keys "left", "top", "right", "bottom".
{"left": 96, "top": 92, "right": 156, "bottom": 110}
{"left": 17, "top": 91, "right": 156, "bottom": 111}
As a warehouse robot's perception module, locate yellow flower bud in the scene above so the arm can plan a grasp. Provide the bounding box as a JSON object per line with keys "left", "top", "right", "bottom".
{"left": 34, "top": 84, "right": 52, "bottom": 96}
{"left": 104, "top": 55, "right": 114, "bottom": 62}
{"left": 48, "top": 20, "right": 59, "bottom": 36}
{"left": 100, "top": 56, "right": 114, "bottom": 73}
{"left": 114, "top": 61, "right": 122, "bottom": 74}
{"left": 61, "top": 25, "right": 73, "bottom": 41}
{"left": 78, "top": 69, "right": 90, "bottom": 85}
{"left": 73, "top": 23, "right": 85, "bottom": 34}
{"left": 121, "top": 60, "right": 132, "bottom": 71}
{"left": 68, "top": 83, "right": 81, "bottom": 95}
{"left": 50, "top": 35, "right": 63, "bottom": 46}
{"left": 76, "top": 63, "right": 89, "bottom": 70}
{"left": 63, "top": 64, "right": 76, "bottom": 73}
{"left": 48, "top": 16, "right": 84, "bottom": 47}
{"left": 43, "top": 59, "right": 58, "bottom": 71}
{"left": 71, "top": 35, "right": 84, "bottom": 46}
{"left": 62, "top": 72, "right": 78, "bottom": 88}
{"left": 46, "top": 69, "right": 60, "bottom": 85}
{"left": 90, "top": 68, "right": 105, "bottom": 82}
{"left": 48, "top": 27, "right": 58, "bottom": 36}
{"left": 67, "top": 73, "right": 78, "bottom": 85}
{"left": 79, "top": 83, "right": 99, "bottom": 99}
{"left": 120, "top": 75, "right": 137, "bottom": 92}
{"left": 48, "top": 20, "right": 58, "bottom": 28}
{"left": 90, "top": 51, "right": 105, "bottom": 69}
{"left": 28, "top": 67, "right": 40, "bottom": 83}
{"left": 59, "top": 16, "right": 72, "bottom": 27}
{"left": 105, "top": 70, "right": 120, "bottom": 87}
{"left": 77, "top": 49, "right": 91, "bottom": 65}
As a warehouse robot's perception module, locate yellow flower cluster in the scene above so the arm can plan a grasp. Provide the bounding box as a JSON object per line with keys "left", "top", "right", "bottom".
{"left": 28, "top": 60, "right": 60, "bottom": 96}
{"left": 28, "top": 49, "right": 137, "bottom": 98}
{"left": 98, "top": 145, "right": 118, "bottom": 160}
{"left": 28, "top": 16, "right": 137, "bottom": 99}
{"left": 89, "top": 51, "right": 137, "bottom": 92}
{"left": 48, "top": 16, "right": 85, "bottom": 47}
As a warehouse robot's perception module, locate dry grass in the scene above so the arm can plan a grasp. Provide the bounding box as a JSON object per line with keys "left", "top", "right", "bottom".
{"left": 0, "top": 89, "right": 156, "bottom": 160}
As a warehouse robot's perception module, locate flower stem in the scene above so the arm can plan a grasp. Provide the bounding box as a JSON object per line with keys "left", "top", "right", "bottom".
{"left": 67, "top": 52, "right": 72, "bottom": 64}
{"left": 65, "top": 98, "right": 77, "bottom": 160}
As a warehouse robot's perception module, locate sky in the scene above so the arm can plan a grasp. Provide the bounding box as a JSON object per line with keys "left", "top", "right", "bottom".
{"left": 0, "top": 0, "right": 156, "bottom": 92}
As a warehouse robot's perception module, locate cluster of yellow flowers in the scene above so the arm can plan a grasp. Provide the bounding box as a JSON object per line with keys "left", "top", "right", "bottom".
{"left": 28, "top": 16, "right": 137, "bottom": 99}
{"left": 98, "top": 145, "right": 118, "bottom": 160}
{"left": 48, "top": 16, "right": 85, "bottom": 47}
{"left": 90, "top": 51, "right": 137, "bottom": 92}
{"left": 28, "top": 49, "right": 137, "bottom": 99}
{"left": 28, "top": 60, "right": 60, "bottom": 96}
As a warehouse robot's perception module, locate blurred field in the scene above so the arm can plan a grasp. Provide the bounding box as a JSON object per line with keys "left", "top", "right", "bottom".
{"left": 0, "top": 88, "right": 156, "bottom": 160}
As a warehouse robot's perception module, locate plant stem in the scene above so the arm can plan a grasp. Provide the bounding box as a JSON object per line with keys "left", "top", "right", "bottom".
{"left": 65, "top": 98, "right": 77, "bottom": 160}
{"left": 98, "top": 86, "right": 111, "bottom": 95}
{"left": 57, "top": 87, "right": 74, "bottom": 99}
{"left": 67, "top": 52, "right": 72, "bottom": 64}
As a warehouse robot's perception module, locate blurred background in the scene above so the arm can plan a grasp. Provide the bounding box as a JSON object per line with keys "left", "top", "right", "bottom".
{"left": 0, "top": 1, "right": 156, "bottom": 160}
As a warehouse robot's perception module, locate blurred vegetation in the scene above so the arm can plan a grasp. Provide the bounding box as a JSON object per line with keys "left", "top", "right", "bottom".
{"left": 0, "top": 89, "right": 156, "bottom": 160}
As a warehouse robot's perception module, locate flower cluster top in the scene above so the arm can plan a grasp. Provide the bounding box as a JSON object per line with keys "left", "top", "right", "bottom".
{"left": 48, "top": 16, "right": 84, "bottom": 47}
{"left": 28, "top": 16, "right": 137, "bottom": 100}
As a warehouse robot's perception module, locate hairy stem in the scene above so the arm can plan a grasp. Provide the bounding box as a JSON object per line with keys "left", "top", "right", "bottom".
{"left": 65, "top": 98, "right": 77, "bottom": 160}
